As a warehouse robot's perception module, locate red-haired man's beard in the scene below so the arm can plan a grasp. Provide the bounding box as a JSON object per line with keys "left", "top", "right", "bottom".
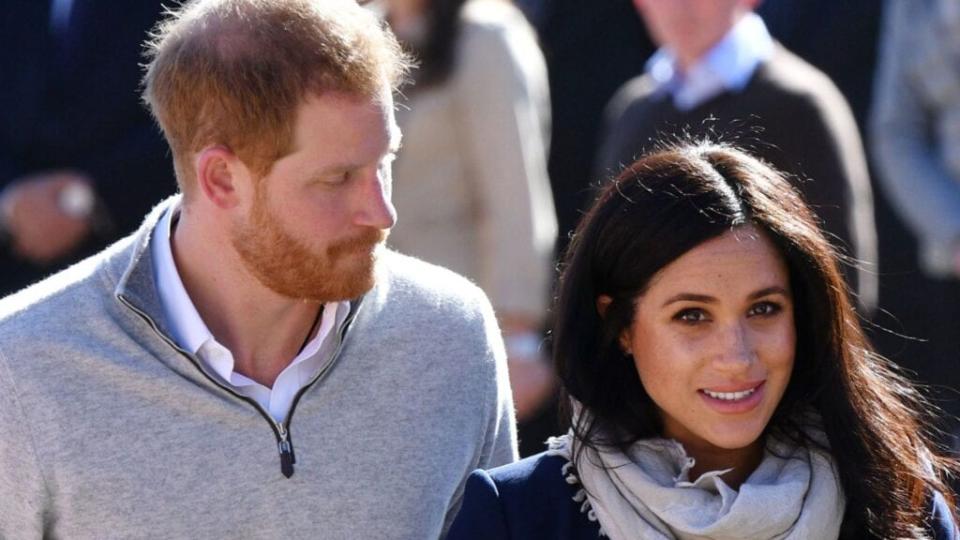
{"left": 231, "top": 196, "right": 387, "bottom": 302}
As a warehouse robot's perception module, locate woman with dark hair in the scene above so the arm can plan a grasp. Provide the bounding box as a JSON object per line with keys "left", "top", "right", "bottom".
{"left": 446, "top": 143, "right": 958, "bottom": 539}
{"left": 383, "top": 0, "right": 558, "bottom": 424}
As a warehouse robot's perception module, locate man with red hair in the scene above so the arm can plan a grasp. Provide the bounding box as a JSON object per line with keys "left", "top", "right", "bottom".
{"left": 0, "top": 1, "right": 517, "bottom": 537}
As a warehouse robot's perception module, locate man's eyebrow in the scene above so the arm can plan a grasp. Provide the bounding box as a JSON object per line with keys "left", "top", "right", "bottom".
{"left": 309, "top": 129, "right": 402, "bottom": 178}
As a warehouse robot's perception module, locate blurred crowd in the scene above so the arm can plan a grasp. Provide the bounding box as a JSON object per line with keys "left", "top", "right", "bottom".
{"left": 2, "top": 0, "right": 958, "bottom": 457}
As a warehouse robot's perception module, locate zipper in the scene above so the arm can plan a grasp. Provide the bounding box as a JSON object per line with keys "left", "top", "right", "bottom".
{"left": 280, "top": 312, "right": 353, "bottom": 448}
{"left": 277, "top": 423, "right": 295, "bottom": 478}
{"left": 275, "top": 318, "right": 348, "bottom": 479}
{"left": 117, "top": 293, "right": 357, "bottom": 479}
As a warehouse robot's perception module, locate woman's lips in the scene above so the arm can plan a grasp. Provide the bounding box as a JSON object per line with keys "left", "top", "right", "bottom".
{"left": 698, "top": 381, "right": 765, "bottom": 413}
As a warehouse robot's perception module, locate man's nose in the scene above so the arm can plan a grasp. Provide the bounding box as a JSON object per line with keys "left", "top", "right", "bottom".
{"left": 354, "top": 169, "right": 397, "bottom": 230}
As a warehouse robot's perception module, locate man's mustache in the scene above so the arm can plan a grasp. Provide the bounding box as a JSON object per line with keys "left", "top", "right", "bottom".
{"left": 327, "top": 228, "right": 388, "bottom": 258}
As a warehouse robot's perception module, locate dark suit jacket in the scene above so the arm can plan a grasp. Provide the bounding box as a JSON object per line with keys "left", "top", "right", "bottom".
{"left": 596, "top": 44, "right": 877, "bottom": 311}
{"left": 447, "top": 452, "right": 958, "bottom": 540}
{"left": 0, "top": 1, "right": 175, "bottom": 294}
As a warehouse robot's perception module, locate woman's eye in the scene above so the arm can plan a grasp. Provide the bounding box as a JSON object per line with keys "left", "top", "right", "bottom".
{"left": 674, "top": 308, "right": 708, "bottom": 324}
{"left": 748, "top": 301, "right": 781, "bottom": 317}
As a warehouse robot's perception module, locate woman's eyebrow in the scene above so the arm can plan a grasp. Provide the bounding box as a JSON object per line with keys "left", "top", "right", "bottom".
{"left": 662, "top": 293, "right": 715, "bottom": 307}
{"left": 661, "top": 286, "right": 790, "bottom": 307}
{"left": 748, "top": 286, "right": 790, "bottom": 300}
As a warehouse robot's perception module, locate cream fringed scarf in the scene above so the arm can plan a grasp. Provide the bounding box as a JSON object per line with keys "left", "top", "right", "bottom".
{"left": 545, "top": 431, "right": 845, "bottom": 540}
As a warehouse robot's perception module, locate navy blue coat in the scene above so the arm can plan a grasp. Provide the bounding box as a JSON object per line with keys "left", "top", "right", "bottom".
{"left": 447, "top": 452, "right": 958, "bottom": 540}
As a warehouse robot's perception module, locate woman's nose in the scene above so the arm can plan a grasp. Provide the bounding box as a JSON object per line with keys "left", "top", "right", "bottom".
{"left": 712, "top": 321, "right": 756, "bottom": 370}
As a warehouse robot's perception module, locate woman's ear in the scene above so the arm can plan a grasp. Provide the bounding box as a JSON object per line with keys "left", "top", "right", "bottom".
{"left": 618, "top": 331, "right": 632, "bottom": 357}
{"left": 596, "top": 294, "right": 613, "bottom": 318}
{"left": 597, "top": 295, "right": 633, "bottom": 355}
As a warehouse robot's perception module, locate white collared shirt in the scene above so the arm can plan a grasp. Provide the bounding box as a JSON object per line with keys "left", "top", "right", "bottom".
{"left": 646, "top": 12, "right": 774, "bottom": 111}
{"left": 151, "top": 205, "right": 349, "bottom": 423}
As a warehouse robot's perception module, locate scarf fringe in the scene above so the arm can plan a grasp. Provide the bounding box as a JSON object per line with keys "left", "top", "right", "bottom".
{"left": 546, "top": 435, "right": 607, "bottom": 537}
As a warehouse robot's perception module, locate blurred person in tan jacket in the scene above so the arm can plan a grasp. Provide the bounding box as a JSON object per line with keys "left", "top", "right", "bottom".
{"left": 383, "top": 0, "right": 558, "bottom": 422}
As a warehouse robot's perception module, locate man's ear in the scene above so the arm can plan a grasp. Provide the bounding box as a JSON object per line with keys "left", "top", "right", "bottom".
{"left": 194, "top": 146, "right": 245, "bottom": 209}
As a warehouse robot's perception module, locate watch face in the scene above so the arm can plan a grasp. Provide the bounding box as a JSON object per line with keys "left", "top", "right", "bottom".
{"left": 58, "top": 182, "right": 96, "bottom": 218}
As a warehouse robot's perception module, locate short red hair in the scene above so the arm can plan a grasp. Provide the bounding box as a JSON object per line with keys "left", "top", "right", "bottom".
{"left": 142, "top": 0, "right": 410, "bottom": 193}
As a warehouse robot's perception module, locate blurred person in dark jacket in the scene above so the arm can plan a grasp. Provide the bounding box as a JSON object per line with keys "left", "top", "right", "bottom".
{"left": 597, "top": 0, "right": 877, "bottom": 313}
{"left": 0, "top": 0, "right": 175, "bottom": 295}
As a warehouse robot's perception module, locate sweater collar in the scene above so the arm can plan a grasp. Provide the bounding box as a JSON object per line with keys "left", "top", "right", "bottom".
{"left": 112, "top": 195, "right": 177, "bottom": 339}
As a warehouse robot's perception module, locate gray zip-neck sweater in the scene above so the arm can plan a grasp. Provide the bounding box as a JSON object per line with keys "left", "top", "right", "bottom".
{"left": 0, "top": 197, "right": 517, "bottom": 539}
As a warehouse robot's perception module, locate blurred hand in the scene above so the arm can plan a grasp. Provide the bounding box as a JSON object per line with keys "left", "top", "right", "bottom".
{"left": 2, "top": 171, "right": 95, "bottom": 264}
{"left": 507, "top": 353, "right": 557, "bottom": 423}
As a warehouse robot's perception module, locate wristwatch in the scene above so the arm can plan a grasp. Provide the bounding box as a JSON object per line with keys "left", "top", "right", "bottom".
{"left": 0, "top": 187, "right": 14, "bottom": 247}
{"left": 58, "top": 181, "right": 96, "bottom": 218}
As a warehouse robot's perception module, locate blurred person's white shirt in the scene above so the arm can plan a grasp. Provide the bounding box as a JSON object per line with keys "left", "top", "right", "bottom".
{"left": 646, "top": 12, "right": 774, "bottom": 111}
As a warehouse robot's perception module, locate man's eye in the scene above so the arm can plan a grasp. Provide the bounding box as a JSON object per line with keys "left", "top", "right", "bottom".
{"left": 748, "top": 301, "right": 781, "bottom": 317}
{"left": 323, "top": 171, "right": 350, "bottom": 185}
{"left": 674, "top": 308, "right": 708, "bottom": 324}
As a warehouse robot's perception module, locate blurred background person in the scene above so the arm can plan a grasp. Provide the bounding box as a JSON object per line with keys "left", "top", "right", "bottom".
{"left": 870, "top": 0, "right": 960, "bottom": 446}
{"left": 596, "top": 0, "right": 878, "bottom": 315}
{"left": 381, "top": 0, "right": 558, "bottom": 442}
{"left": 0, "top": 0, "right": 176, "bottom": 296}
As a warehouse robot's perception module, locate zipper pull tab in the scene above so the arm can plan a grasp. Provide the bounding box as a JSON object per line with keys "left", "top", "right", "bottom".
{"left": 277, "top": 424, "right": 295, "bottom": 478}
{"left": 279, "top": 439, "right": 294, "bottom": 478}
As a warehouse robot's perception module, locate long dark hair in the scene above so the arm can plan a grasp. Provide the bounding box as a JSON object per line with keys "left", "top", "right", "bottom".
{"left": 553, "top": 142, "right": 956, "bottom": 538}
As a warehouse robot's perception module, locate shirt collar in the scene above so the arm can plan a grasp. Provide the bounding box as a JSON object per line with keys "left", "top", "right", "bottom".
{"left": 151, "top": 203, "right": 214, "bottom": 355}
{"left": 645, "top": 12, "right": 773, "bottom": 111}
